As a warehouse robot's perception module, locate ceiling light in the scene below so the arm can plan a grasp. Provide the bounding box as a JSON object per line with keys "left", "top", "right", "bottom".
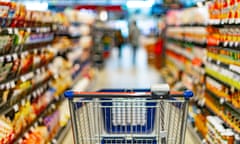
{"left": 24, "top": 2, "right": 48, "bottom": 11}
{"left": 126, "top": 0, "right": 155, "bottom": 8}
{"left": 99, "top": 10, "right": 108, "bottom": 21}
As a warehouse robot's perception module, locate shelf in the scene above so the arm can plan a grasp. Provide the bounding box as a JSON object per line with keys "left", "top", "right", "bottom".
{"left": 7, "top": 60, "right": 92, "bottom": 143}
{"left": 0, "top": 43, "right": 53, "bottom": 59}
{"left": 218, "top": 42, "right": 240, "bottom": 50}
{"left": 55, "top": 33, "right": 81, "bottom": 39}
{"left": 12, "top": 67, "right": 92, "bottom": 143}
{"left": 13, "top": 94, "right": 65, "bottom": 144}
{"left": 207, "top": 57, "right": 240, "bottom": 76}
{"left": 206, "top": 106, "right": 240, "bottom": 134}
{"left": 167, "top": 23, "right": 240, "bottom": 28}
{"left": 167, "top": 24, "right": 208, "bottom": 27}
{"left": 225, "top": 102, "right": 240, "bottom": 115}
{"left": 204, "top": 91, "right": 240, "bottom": 134}
{"left": 49, "top": 79, "right": 92, "bottom": 144}
{"left": 187, "top": 123, "right": 203, "bottom": 144}
{"left": 166, "top": 43, "right": 194, "bottom": 60}
{"left": 1, "top": 26, "right": 53, "bottom": 34}
{"left": 207, "top": 52, "right": 240, "bottom": 67}
{"left": 0, "top": 80, "right": 51, "bottom": 115}
{"left": 205, "top": 67, "right": 240, "bottom": 90}
{"left": 206, "top": 82, "right": 230, "bottom": 100}
{"left": 209, "top": 23, "right": 240, "bottom": 27}
{"left": 51, "top": 120, "right": 71, "bottom": 144}
{"left": 206, "top": 74, "right": 232, "bottom": 90}
{"left": 0, "top": 61, "right": 52, "bottom": 85}
{"left": 206, "top": 89, "right": 240, "bottom": 115}
{"left": 167, "top": 38, "right": 207, "bottom": 48}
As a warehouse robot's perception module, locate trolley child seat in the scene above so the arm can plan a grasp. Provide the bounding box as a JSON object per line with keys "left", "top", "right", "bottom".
{"left": 64, "top": 84, "right": 193, "bottom": 144}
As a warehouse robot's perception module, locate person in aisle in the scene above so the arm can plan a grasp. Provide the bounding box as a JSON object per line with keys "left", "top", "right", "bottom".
{"left": 128, "top": 20, "right": 140, "bottom": 64}
{"left": 115, "top": 29, "right": 124, "bottom": 58}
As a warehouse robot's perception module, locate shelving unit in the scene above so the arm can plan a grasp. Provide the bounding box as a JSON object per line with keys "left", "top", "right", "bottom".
{"left": 187, "top": 123, "right": 203, "bottom": 144}
{"left": 14, "top": 95, "right": 62, "bottom": 144}
{"left": 51, "top": 121, "right": 71, "bottom": 144}
{"left": 0, "top": 2, "right": 96, "bottom": 143}
{"left": 163, "top": 2, "right": 240, "bottom": 143}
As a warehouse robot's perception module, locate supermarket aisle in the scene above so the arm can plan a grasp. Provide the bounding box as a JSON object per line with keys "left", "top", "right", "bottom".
{"left": 92, "top": 45, "right": 163, "bottom": 90}
{"left": 63, "top": 45, "right": 197, "bottom": 144}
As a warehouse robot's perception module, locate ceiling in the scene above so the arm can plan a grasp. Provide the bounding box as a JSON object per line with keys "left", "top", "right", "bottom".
{"left": 12, "top": 0, "right": 163, "bottom": 5}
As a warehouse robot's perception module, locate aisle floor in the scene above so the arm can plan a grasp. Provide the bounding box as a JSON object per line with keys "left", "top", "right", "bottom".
{"left": 63, "top": 45, "right": 198, "bottom": 144}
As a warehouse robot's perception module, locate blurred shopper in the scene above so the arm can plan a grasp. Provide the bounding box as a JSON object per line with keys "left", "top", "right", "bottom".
{"left": 129, "top": 20, "right": 140, "bottom": 64}
{"left": 115, "top": 29, "right": 124, "bottom": 58}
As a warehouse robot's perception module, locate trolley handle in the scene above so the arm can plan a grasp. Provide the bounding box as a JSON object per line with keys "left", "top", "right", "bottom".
{"left": 64, "top": 90, "right": 193, "bottom": 99}
{"left": 64, "top": 84, "right": 193, "bottom": 99}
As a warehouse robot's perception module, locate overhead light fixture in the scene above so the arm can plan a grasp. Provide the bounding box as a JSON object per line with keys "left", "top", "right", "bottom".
{"left": 126, "top": 0, "right": 155, "bottom": 8}
{"left": 24, "top": 1, "right": 48, "bottom": 11}
{"left": 99, "top": 10, "right": 108, "bottom": 21}
{"left": 196, "top": 1, "right": 203, "bottom": 7}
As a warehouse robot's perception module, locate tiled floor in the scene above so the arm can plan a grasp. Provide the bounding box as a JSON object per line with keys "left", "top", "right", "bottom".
{"left": 62, "top": 45, "right": 199, "bottom": 144}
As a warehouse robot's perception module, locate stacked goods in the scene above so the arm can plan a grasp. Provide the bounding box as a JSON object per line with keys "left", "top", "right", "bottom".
{"left": 162, "top": 3, "right": 240, "bottom": 143}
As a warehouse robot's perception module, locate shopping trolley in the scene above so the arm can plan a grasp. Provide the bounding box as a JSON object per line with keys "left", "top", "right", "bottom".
{"left": 64, "top": 84, "right": 193, "bottom": 144}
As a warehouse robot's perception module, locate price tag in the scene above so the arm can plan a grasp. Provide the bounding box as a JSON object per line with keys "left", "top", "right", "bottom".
{"left": 27, "top": 28, "right": 31, "bottom": 33}
{"left": 40, "top": 87, "right": 44, "bottom": 93}
{"left": 220, "top": 98, "right": 225, "bottom": 104}
{"left": 10, "top": 81, "right": 15, "bottom": 88}
{"left": 230, "top": 64, "right": 240, "bottom": 74}
{"left": 24, "top": 72, "right": 34, "bottom": 81}
{"left": 37, "top": 89, "right": 41, "bottom": 95}
{"left": 36, "top": 68, "right": 41, "bottom": 74}
{"left": 30, "top": 126, "right": 34, "bottom": 132}
{"left": 37, "top": 27, "right": 40, "bottom": 33}
{"left": 41, "top": 27, "right": 44, "bottom": 33}
{"left": 231, "top": 86, "right": 235, "bottom": 93}
{"left": 21, "top": 99, "right": 25, "bottom": 106}
{"left": 34, "top": 122, "right": 38, "bottom": 127}
{"left": 24, "top": 133, "right": 29, "bottom": 139}
{"left": 7, "top": 28, "right": 13, "bottom": 34}
{"left": 18, "top": 139, "right": 23, "bottom": 144}
{"left": 13, "top": 54, "right": 17, "bottom": 60}
{"left": 52, "top": 139, "right": 57, "bottom": 144}
{"left": 21, "top": 53, "right": 25, "bottom": 58}
{"left": 224, "top": 42, "right": 228, "bottom": 47}
{"left": 199, "top": 98, "right": 205, "bottom": 107}
{"left": 51, "top": 104, "right": 56, "bottom": 109}
{"left": 34, "top": 49, "right": 38, "bottom": 54}
{"left": 20, "top": 75, "right": 26, "bottom": 82}
{"left": 42, "top": 27, "right": 45, "bottom": 33}
{"left": 234, "top": 42, "right": 238, "bottom": 47}
{"left": 33, "top": 91, "right": 37, "bottom": 98}
{"left": 6, "top": 82, "right": 10, "bottom": 89}
{"left": 14, "top": 28, "right": 18, "bottom": 34}
{"left": 13, "top": 104, "right": 19, "bottom": 112}
{"left": 27, "top": 94, "right": 31, "bottom": 101}
{"left": 6, "top": 55, "right": 12, "bottom": 61}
